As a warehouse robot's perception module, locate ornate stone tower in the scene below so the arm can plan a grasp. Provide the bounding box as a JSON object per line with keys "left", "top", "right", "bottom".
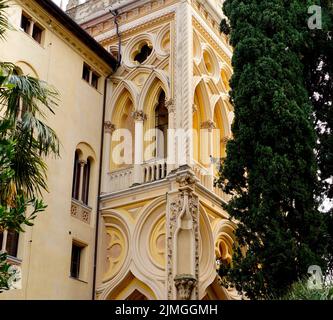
{"left": 68, "top": 0, "right": 237, "bottom": 300}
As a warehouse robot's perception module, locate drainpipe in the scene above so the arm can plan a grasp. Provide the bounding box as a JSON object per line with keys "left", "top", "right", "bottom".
{"left": 92, "top": 9, "right": 122, "bottom": 301}
{"left": 92, "top": 73, "right": 112, "bottom": 300}
{"left": 110, "top": 9, "right": 122, "bottom": 66}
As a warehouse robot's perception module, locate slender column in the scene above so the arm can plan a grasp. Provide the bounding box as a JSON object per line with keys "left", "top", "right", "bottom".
{"left": 166, "top": 99, "right": 176, "bottom": 173}
{"left": 1, "top": 230, "right": 8, "bottom": 252}
{"left": 201, "top": 120, "right": 216, "bottom": 190}
{"left": 102, "top": 122, "right": 115, "bottom": 192}
{"left": 132, "top": 110, "right": 146, "bottom": 186}
{"left": 28, "top": 20, "right": 34, "bottom": 37}
{"left": 174, "top": 0, "right": 193, "bottom": 168}
{"left": 78, "top": 159, "right": 87, "bottom": 202}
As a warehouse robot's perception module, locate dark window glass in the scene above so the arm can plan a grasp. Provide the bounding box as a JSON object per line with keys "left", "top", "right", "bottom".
{"left": 82, "top": 64, "right": 90, "bottom": 82}
{"left": 91, "top": 72, "right": 99, "bottom": 89}
{"left": 155, "top": 91, "right": 168, "bottom": 158}
{"left": 6, "top": 230, "right": 19, "bottom": 257}
{"left": 72, "top": 152, "right": 81, "bottom": 200}
{"left": 20, "top": 14, "right": 30, "bottom": 34}
{"left": 134, "top": 44, "right": 152, "bottom": 64}
{"left": 70, "top": 243, "right": 82, "bottom": 279}
{"left": 32, "top": 23, "right": 43, "bottom": 44}
{"left": 82, "top": 159, "right": 91, "bottom": 205}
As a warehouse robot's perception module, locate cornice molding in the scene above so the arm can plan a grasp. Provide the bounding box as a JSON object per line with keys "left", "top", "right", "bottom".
{"left": 18, "top": 0, "right": 114, "bottom": 75}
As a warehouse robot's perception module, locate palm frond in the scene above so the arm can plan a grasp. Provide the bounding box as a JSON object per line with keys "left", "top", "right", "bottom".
{"left": 0, "top": 0, "right": 9, "bottom": 40}
{"left": 0, "top": 64, "right": 60, "bottom": 156}
{"left": 5, "top": 125, "right": 49, "bottom": 199}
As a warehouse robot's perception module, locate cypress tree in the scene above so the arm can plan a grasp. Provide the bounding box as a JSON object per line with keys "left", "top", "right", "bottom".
{"left": 217, "top": 0, "right": 329, "bottom": 299}
{"left": 302, "top": 1, "right": 333, "bottom": 273}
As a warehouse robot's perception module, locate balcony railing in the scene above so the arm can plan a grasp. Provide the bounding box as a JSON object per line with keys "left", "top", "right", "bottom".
{"left": 192, "top": 160, "right": 230, "bottom": 202}
{"left": 106, "top": 159, "right": 229, "bottom": 202}
{"left": 108, "top": 166, "right": 134, "bottom": 192}
{"left": 71, "top": 199, "right": 92, "bottom": 224}
{"left": 192, "top": 160, "right": 211, "bottom": 187}
{"left": 142, "top": 158, "right": 167, "bottom": 184}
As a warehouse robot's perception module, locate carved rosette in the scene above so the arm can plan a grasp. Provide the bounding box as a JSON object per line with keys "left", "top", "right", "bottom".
{"left": 174, "top": 275, "right": 197, "bottom": 300}
{"left": 131, "top": 110, "right": 147, "bottom": 121}
{"left": 104, "top": 121, "right": 116, "bottom": 134}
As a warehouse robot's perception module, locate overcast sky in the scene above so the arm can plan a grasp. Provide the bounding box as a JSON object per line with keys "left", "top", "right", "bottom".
{"left": 53, "top": 0, "right": 69, "bottom": 9}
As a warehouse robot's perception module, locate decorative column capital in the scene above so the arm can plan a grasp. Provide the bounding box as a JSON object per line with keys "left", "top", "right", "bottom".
{"left": 131, "top": 110, "right": 147, "bottom": 122}
{"left": 104, "top": 121, "right": 116, "bottom": 134}
{"left": 174, "top": 274, "right": 197, "bottom": 300}
{"left": 79, "top": 159, "right": 87, "bottom": 167}
{"left": 201, "top": 120, "right": 216, "bottom": 132}
{"left": 166, "top": 99, "right": 175, "bottom": 113}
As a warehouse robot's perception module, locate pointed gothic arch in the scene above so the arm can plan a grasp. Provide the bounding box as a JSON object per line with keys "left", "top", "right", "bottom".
{"left": 110, "top": 88, "right": 135, "bottom": 170}
{"left": 105, "top": 272, "right": 157, "bottom": 300}
{"left": 140, "top": 74, "right": 170, "bottom": 161}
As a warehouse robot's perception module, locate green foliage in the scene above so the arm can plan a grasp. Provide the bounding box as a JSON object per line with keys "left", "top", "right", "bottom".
{"left": 0, "top": 253, "right": 11, "bottom": 291}
{"left": 276, "top": 279, "right": 333, "bottom": 300}
{"left": 0, "top": 62, "right": 59, "bottom": 157}
{"left": 217, "top": 0, "right": 330, "bottom": 299}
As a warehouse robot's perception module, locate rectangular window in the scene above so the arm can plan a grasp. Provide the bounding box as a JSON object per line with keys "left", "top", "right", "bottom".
{"left": 82, "top": 63, "right": 100, "bottom": 90}
{"left": 0, "top": 230, "right": 19, "bottom": 257}
{"left": 20, "top": 13, "right": 30, "bottom": 34}
{"left": 20, "top": 11, "right": 44, "bottom": 45}
{"left": 32, "top": 23, "right": 43, "bottom": 44}
{"left": 82, "top": 64, "right": 90, "bottom": 83}
{"left": 91, "top": 72, "right": 100, "bottom": 90}
{"left": 70, "top": 243, "right": 83, "bottom": 279}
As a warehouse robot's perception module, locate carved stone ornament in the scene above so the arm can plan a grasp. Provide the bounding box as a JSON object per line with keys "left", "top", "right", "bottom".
{"left": 174, "top": 274, "right": 197, "bottom": 300}
{"left": 165, "top": 99, "right": 175, "bottom": 113}
{"left": 104, "top": 121, "right": 116, "bottom": 134}
{"left": 201, "top": 120, "right": 216, "bottom": 131}
{"left": 176, "top": 173, "right": 196, "bottom": 188}
{"left": 131, "top": 110, "right": 147, "bottom": 121}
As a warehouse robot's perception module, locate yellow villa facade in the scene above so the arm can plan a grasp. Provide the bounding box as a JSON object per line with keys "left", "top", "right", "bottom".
{"left": 1, "top": 0, "right": 237, "bottom": 300}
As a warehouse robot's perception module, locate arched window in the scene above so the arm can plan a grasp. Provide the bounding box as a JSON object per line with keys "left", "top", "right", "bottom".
{"left": 72, "top": 150, "right": 92, "bottom": 206}
{"left": 72, "top": 151, "right": 81, "bottom": 200}
{"left": 154, "top": 91, "right": 168, "bottom": 158}
{"left": 82, "top": 158, "right": 91, "bottom": 205}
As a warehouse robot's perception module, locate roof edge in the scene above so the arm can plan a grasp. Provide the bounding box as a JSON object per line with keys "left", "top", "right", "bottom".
{"left": 34, "top": 0, "right": 118, "bottom": 71}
